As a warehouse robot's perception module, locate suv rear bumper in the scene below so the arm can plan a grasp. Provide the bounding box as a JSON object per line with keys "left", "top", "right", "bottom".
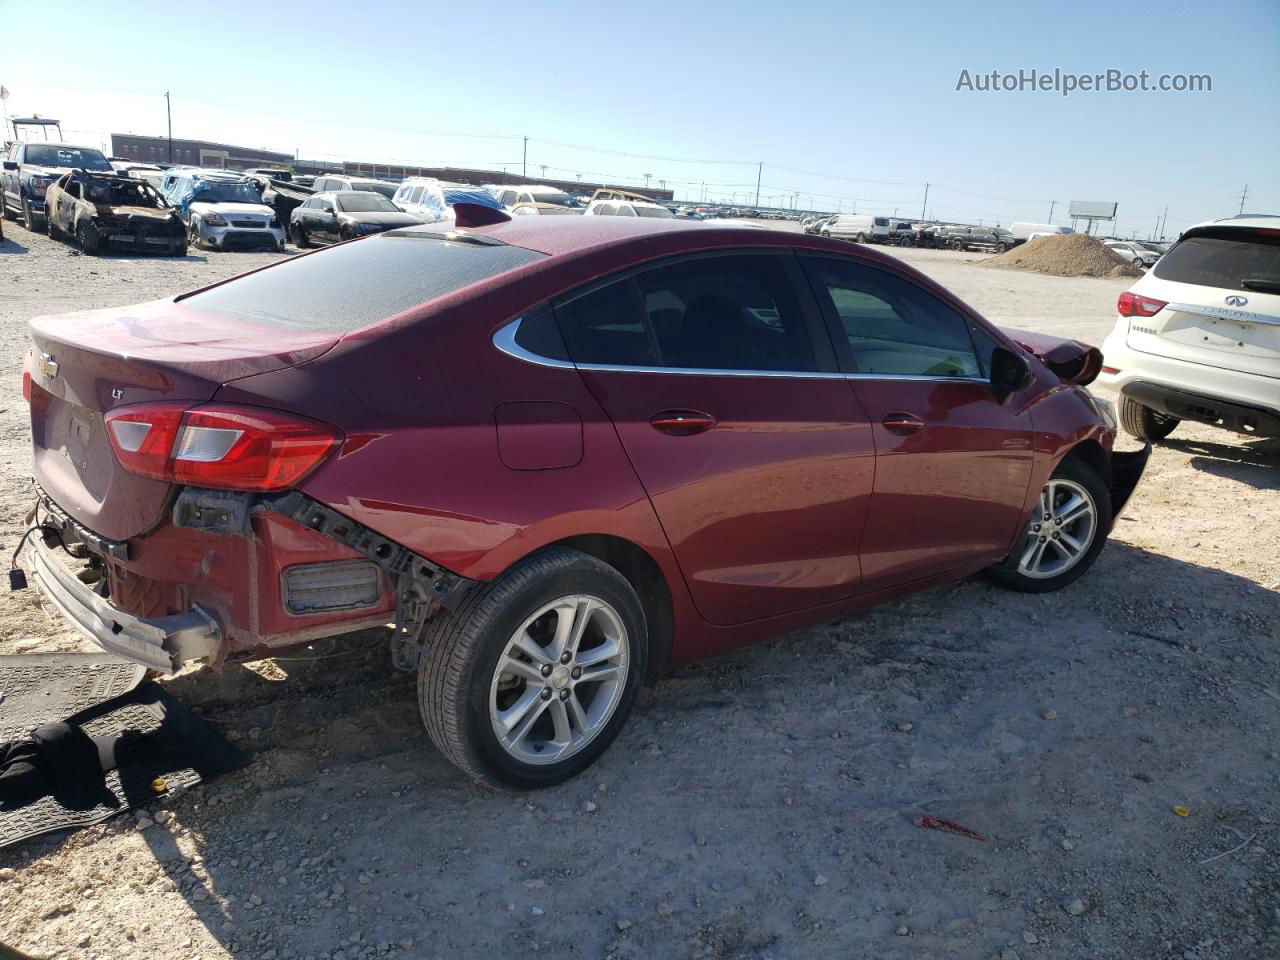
{"left": 29, "top": 535, "right": 220, "bottom": 674}
{"left": 1122, "top": 380, "right": 1280, "bottom": 437}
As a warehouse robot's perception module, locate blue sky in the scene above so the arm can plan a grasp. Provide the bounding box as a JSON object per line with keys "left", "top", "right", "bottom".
{"left": 4, "top": 0, "right": 1277, "bottom": 236}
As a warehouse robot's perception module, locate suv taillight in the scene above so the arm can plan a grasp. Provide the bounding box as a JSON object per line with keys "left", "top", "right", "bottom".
{"left": 1117, "top": 291, "right": 1167, "bottom": 318}
{"left": 104, "top": 403, "right": 341, "bottom": 492}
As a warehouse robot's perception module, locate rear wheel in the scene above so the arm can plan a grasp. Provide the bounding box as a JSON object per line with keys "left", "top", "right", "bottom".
{"left": 47, "top": 214, "right": 62, "bottom": 241}
{"left": 418, "top": 547, "right": 647, "bottom": 789}
{"left": 855, "top": 232, "right": 867, "bottom": 243}
{"left": 987, "top": 458, "right": 1111, "bottom": 593}
{"left": 291, "top": 223, "right": 310, "bottom": 248}
{"left": 1118, "top": 395, "right": 1179, "bottom": 441}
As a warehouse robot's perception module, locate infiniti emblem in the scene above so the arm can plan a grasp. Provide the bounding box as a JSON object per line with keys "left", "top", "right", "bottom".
{"left": 1225, "top": 295, "right": 1248, "bottom": 307}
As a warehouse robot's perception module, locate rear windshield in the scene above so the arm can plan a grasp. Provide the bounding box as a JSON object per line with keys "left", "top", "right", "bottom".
{"left": 1152, "top": 229, "right": 1280, "bottom": 291}
{"left": 179, "top": 234, "right": 544, "bottom": 331}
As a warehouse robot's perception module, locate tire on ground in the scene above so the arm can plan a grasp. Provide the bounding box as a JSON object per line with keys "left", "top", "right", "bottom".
{"left": 417, "top": 546, "right": 648, "bottom": 789}
{"left": 986, "top": 456, "right": 1112, "bottom": 593}
{"left": 1118, "top": 395, "right": 1179, "bottom": 441}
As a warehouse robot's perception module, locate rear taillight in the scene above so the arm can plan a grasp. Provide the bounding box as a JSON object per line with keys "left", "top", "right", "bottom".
{"left": 21, "top": 356, "right": 32, "bottom": 403}
{"left": 1117, "top": 292, "right": 1167, "bottom": 318}
{"left": 104, "top": 403, "right": 340, "bottom": 492}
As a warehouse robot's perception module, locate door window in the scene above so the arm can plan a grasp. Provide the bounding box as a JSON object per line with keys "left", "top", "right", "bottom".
{"left": 635, "top": 254, "right": 819, "bottom": 371}
{"left": 553, "top": 253, "right": 821, "bottom": 373}
{"left": 408, "top": 186, "right": 423, "bottom": 204}
{"left": 805, "top": 257, "right": 981, "bottom": 378}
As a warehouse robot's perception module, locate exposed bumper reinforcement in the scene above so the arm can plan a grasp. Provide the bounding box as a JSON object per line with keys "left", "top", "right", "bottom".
{"left": 29, "top": 537, "right": 220, "bottom": 675}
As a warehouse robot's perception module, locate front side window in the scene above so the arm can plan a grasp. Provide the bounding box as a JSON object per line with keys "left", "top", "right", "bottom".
{"left": 805, "top": 257, "right": 981, "bottom": 378}
{"left": 408, "top": 186, "right": 424, "bottom": 204}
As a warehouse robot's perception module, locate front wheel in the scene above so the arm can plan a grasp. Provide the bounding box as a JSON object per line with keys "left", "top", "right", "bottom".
{"left": 291, "top": 223, "right": 310, "bottom": 248}
{"left": 986, "top": 459, "right": 1112, "bottom": 593}
{"left": 76, "top": 220, "right": 99, "bottom": 255}
{"left": 1118, "top": 396, "right": 1178, "bottom": 441}
{"left": 418, "top": 547, "right": 648, "bottom": 789}
{"left": 188, "top": 220, "right": 203, "bottom": 250}
{"left": 22, "top": 199, "right": 44, "bottom": 232}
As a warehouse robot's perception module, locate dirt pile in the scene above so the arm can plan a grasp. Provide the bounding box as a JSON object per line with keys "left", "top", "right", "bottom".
{"left": 980, "top": 233, "right": 1143, "bottom": 278}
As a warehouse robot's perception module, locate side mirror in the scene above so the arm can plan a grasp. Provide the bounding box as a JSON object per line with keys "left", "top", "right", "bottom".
{"left": 990, "top": 346, "right": 1034, "bottom": 404}
{"left": 2, "top": 161, "right": 16, "bottom": 171}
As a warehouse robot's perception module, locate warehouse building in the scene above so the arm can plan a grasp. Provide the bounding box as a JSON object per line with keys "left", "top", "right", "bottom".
{"left": 110, "top": 134, "right": 294, "bottom": 170}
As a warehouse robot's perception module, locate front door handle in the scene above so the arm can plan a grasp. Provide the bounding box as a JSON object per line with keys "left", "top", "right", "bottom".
{"left": 650, "top": 409, "right": 717, "bottom": 436}
{"left": 882, "top": 412, "right": 925, "bottom": 435}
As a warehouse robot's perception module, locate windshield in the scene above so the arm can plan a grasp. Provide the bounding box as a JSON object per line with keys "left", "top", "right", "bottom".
{"left": 531, "top": 191, "right": 581, "bottom": 208}
{"left": 25, "top": 144, "right": 112, "bottom": 171}
{"left": 84, "top": 178, "right": 164, "bottom": 208}
{"left": 196, "top": 180, "right": 263, "bottom": 204}
{"left": 635, "top": 205, "right": 674, "bottom": 219}
{"left": 352, "top": 181, "right": 398, "bottom": 199}
{"left": 1152, "top": 230, "right": 1280, "bottom": 291}
{"left": 337, "top": 193, "right": 399, "bottom": 213}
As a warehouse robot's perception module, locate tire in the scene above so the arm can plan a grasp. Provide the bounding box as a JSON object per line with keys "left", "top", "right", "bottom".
{"left": 21, "top": 199, "right": 44, "bottom": 232}
{"left": 291, "top": 224, "right": 310, "bottom": 248}
{"left": 47, "top": 215, "right": 62, "bottom": 241}
{"left": 820, "top": 229, "right": 830, "bottom": 238}
{"left": 995, "top": 242, "right": 1009, "bottom": 253}
{"left": 418, "top": 546, "right": 648, "bottom": 790}
{"left": 1118, "top": 395, "right": 1178, "bottom": 441}
{"left": 188, "top": 219, "right": 203, "bottom": 251}
{"left": 855, "top": 232, "right": 867, "bottom": 243}
{"left": 173, "top": 239, "right": 189, "bottom": 257}
{"left": 986, "top": 458, "right": 1112, "bottom": 593}
{"left": 339, "top": 225, "right": 353, "bottom": 243}
{"left": 76, "top": 220, "right": 99, "bottom": 255}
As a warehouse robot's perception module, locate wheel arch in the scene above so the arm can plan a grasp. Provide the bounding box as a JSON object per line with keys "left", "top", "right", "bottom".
{"left": 1057, "top": 436, "right": 1111, "bottom": 486}
{"left": 542, "top": 533, "right": 675, "bottom": 684}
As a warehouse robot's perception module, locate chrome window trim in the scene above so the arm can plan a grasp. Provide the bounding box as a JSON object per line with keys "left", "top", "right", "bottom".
{"left": 492, "top": 318, "right": 987, "bottom": 384}
{"left": 492, "top": 316, "right": 576, "bottom": 370}
{"left": 1165, "top": 301, "right": 1280, "bottom": 327}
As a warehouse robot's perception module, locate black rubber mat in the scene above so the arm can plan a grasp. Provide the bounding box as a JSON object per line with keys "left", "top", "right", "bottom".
{"left": 0, "top": 653, "right": 146, "bottom": 742}
{"left": 0, "top": 655, "right": 244, "bottom": 848}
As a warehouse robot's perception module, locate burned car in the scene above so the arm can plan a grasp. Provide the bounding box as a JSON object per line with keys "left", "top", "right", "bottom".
{"left": 45, "top": 171, "right": 187, "bottom": 256}
{"left": 19, "top": 212, "right": 1148, "bottom": 789}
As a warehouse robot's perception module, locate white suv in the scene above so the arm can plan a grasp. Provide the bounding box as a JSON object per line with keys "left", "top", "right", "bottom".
{"left": 1096, "top": 216, "right": 1280, "bottom": 441}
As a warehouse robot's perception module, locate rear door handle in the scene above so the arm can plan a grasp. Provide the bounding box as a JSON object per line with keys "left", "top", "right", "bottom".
{"left": 650, "top": 409, "right": 718, "bottom": 436}
{"left": 882, "top": 412, "right": 925, "bottom": 435}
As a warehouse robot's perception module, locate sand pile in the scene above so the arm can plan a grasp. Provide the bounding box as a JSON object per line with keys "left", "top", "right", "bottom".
{"left": 980, "top": 233, "right": 1143, "bottom": 279}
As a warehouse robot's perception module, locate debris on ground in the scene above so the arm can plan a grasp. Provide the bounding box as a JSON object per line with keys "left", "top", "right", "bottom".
{"left": 913, "top": 812, "right": 991, "bottom": 843}
{"left": 980, "top": 233, "right": 1143, "bottom": 278}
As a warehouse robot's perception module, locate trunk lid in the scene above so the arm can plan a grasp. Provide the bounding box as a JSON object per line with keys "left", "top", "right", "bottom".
{"left": 28, "top": 297, "right": 338, "bottom": 541}
{"left": 1126, "top": 225, "right": 1280, "bottom": 379}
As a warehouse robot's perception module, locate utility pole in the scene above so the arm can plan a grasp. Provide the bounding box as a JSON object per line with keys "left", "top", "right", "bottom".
{"left": 522, "top": 136, "right": 528, "bottom": 179}
{"left": 1048, "top": 200, "right": 1056, "bottom": 223}
{"left": 1159, "top": 204, "right": 1168, "bottom": 239}
{"left": 1238, "top": 184, "right": 1249, "bottom": 215}
{"left": 165, "top": 91, "right": 173, "bottom": 163}
{"left": 540, "top": 164, "right": 547, "bottom": 178}
{"left": 921, "top": 182, "right": 929, "bottom": 221}
{"left": 754, "top": 161, "right": 762, "bottom": 208}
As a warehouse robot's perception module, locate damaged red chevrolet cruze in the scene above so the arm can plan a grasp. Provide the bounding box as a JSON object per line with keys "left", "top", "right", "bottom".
{"left": 19, "top": 209, "right": 1148, "bottom": 788}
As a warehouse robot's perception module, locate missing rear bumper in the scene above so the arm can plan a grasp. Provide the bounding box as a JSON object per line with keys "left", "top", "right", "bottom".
{"left": 29, "top": 537, "right": 219, "bottom": 675}
{"left": 1109, "top": 443, "right": 1151, "bottom": 523}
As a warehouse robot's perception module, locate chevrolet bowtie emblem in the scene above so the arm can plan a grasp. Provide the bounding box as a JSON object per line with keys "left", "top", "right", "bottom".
{"left": 38, "top": 352, "right": 59, "bottom": 379}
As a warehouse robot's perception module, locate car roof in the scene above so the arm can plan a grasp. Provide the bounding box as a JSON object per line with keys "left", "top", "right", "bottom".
{"left": 411, "top": 214, "right": 846, "bottom": 260}
{"left": 1186, "top": 215, "right": 1279, "bottom": 232}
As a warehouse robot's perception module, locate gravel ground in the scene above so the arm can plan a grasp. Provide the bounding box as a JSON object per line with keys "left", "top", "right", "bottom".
{"left": 0, "top": 222, "right": 1277, "bottom": 960}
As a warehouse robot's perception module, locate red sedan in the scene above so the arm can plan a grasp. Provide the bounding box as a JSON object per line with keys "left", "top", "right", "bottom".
{"left": 21, "top": 210, "right": 1147, "bottom": 788}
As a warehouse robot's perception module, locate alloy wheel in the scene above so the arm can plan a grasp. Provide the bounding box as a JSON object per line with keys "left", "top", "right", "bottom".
{"left": 1016, "top": 478, "right": 1098, "bottom": 579}
{"left": 489, "top": 594, "right": 629, "bottom": 765}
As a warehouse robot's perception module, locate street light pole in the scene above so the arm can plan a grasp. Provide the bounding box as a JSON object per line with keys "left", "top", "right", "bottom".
{"left": 522, "top": 136, "right": 528, "bottom": 179}
{"left": 920, "top": 182, "right": 929, "bottom": 221}
{"left": 165, "top": 90, "right": 173, "bottom": 163}
{"left": 754, "top": 161, "right": 762, "bottom": 208}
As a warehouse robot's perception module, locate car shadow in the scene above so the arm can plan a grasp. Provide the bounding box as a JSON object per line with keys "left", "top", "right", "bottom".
{"left": 0, "top": 235, "right": 29, "bottom": 255}
{"left": 9, "top": 537, "right": 1271, "bottom": 957}
{"left": 1161, "top": 435, "right": 1280, "bottom": 490}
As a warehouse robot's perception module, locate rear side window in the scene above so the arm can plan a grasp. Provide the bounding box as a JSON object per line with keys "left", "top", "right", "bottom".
{"left": 635, "top": 254, "right": 817, "bottom": 371}
{"left": 805, "top": 257, "right": 980, "bottom": 378}
{"left": 1152, "top": 230, "right": 1280, "bottom": 291}
{"left": 556, "top": 280, "right": 658, "bottom": 367}
{"left": 181, "top": 235, "right": 545, "bottom": 331}
{"left": 554, "top": 253, "right": 820, "bottom": 373}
